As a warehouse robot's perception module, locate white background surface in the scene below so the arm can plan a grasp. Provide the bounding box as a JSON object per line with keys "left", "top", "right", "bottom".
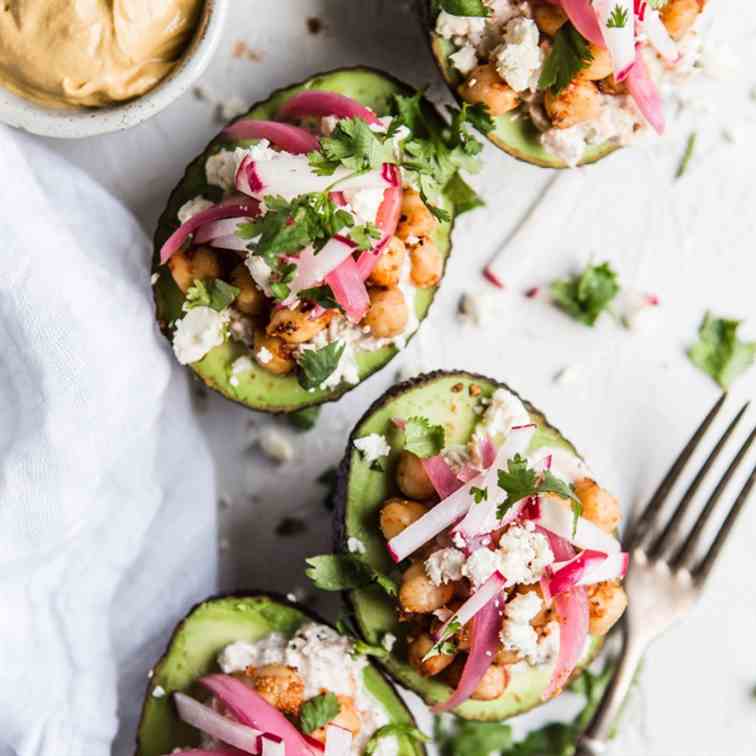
{"left": 35, "top": 1, "right": 756, "bottom": 753}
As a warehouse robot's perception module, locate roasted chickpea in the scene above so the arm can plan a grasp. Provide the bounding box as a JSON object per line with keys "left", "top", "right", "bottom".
{"left": 399, "top": 562, "right": 455, "bottom": 614}
{"left": 266, "top": 306, "right": 332, "bottom": 344}
{"left": 408, "top": 633, "right": 457, "bottom": 677}
{"left": 598, "top": 75, "right": 628, "bottom": 96}
{"left": 574, "top": 478, "right": 621, "bottom": 534}
{"left": 582, "top": 45, "right": 613, "bottom": 81}
{"left": 369, "top": 236, "right": 406, "bottom": 288}
{"left": 167, "top": 246, "right": 221, "bottom": 294}
{"left": 495, "top": 646, "right": 522, "bottom": 665}
{"left": 533, "top": 1, "right": 567, "bottom": 36}
{"left": 396, "top": 452, "right": 435, "bottom": 500}
{"left": 396, "top": 189, "right": 437, "bottom": 241}
{"left": 229, "top": 263, "right": 267, "bottom": 316}
{"left": 545, "top": 77, "right": 601, "bottom": 129}
{"left": 310, "top": 695, "right": 362, "bottom": 743}
{"left": 253, "top": 330, "right": 295, "bottom": 375}
{"left": 251, "top": 665, "right": 304, "bottom": 716}
{"left": 661, "top": 0, "right": 704, "bottom": 40}
{"left": 380, "top": 498, "right": 429, "bottom": 540}
{"left": 459, "top": 63, "right": 520, "bottom": 117}
{"left": 409, "top": 236, "right": 443, "bottom": 288}
{"left": 587, "top": 580, "right": 628, "bottom": 636}
{"left": 364, "top": 288, "right": 408, "bottom": 338}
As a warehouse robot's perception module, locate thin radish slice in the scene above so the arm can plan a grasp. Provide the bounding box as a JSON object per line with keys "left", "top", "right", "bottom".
{"left": 641, "top": 7, "right": 679, "bottom": 63}
{"left": 278, "top": 91, "right": 380, "bottom": 125}
{"left": 174, "top": 692, "right": 262, "bottom": 754}
{"left": 160, "top": 203, "right": 258, "bottom": 264}
{"left": 324, "top": 725, "right": 353, "bottom": 756}
{"left": 195, "top": 217, "right": 252, "bottom": 244}
{"left": 595, "top": 0, "right": 636, "bottom": 80}
{"left": 550, "top": 550, "right": 628, "bottom": 594}
{"left": 356, "top": 177, "right": 402, "bottom": 280}
{"left": 528, "top": 447, "right": 591, "bottom": 484}
{"left": 200, "top": 675, "right": 316, "bottom": 756}
{"left": 210, "top": 234, "right": 251, "bottom": 252}
{"left": 325, "top": 254, "right": 370, "bottom": 322}
{"left": 422, "top": 455, "right": 464, "bottom": 499}
{"left": 355, "top": 235, "right": 390, "bottom": 280}
{"left": 625, "top": 46, "right": 665, "bottom": 134}
{"left": 433, "top": 571, "right": 508, "bottom": 642}
{"left": 261, "top": 734, "right": 286, "bottom": 756}
{"left": 560, "top": 0, "right": 606, "bottom": 46}
{"left": 432, "top": 596, "right": 505, "bottom": 713}
{"left": 536, "top": 496, "right": 621, "bottom": 554}
{"left": 286, "top": 237, "right": 356, "bottom": 299}
{"left": 223, "top": 120, "right": 320, "bottom": 154}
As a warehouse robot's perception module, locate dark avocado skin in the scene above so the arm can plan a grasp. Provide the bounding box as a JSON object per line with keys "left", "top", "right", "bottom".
{"left": 152, "top": 67, "right": 460, "bottom": 414}
{"left": 134, "top": 592, "right": 427, "bottom": 756}
{"left": 334, "top": 370, "right": 603, "bottom": 721}
{"left": 416, "top": 1, "right": 620, "bottom": 168}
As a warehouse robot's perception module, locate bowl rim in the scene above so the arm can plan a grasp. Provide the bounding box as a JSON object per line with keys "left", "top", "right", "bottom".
{"left": 0, "top": 0, "right": 229, "bottom": 139}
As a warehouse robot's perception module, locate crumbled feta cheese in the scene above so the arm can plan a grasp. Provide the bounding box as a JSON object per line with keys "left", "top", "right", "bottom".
{"left": 231, "top": 355, "right": 254, "bottom": 379}
{"left": 218, "top": 640, "right": 260, "bottom": 673}
{"left": 494, "top": 18, "right": 543, "bottom": 93}
{"left": 256, "top": 346, "right": 274, "bottom": 365}
{"left": 450, "top": 44, "right": 479, "bottom": 75}
{"left": 344, "top": 186, "right": 386, "bottom": 224}
{"left": 150, "top": 272, "right": 159, "bottom": 285}
{"left": 321, "top": 115, "right": 340, "bottom": 135}
{"left": 172, "top": 306, "right": 228, "bottom": 365}
{"left": 435, "top": 11, "right": 486, "bottom": 44}
{"left": 286, "top": 592, "right": 298, "bottom": 602}
{"left": 425, "top": 548, "right": 466, "bottom": 586}
{"left": 245, "top": 255, "right": 275, "bottom": 297}
{"left": 177, "top": 196, "right": 214, "bottom": 224}
{"left": 347, "top": 536, "right": 367, "bottom": 555}
{"left": 462, "top": 547, "right": 500, "bottom": 587}
{"left": 506, "top": 590, "right": 542, "bottom": 623}
{"left": 258, "top": 427, "right": 295, "bottom": 463}
{"left": 500, "top": 591, "right": 544, "bottom": 664}
{"left": 206, "top": 149, "right": 243, "bottom": 192}
{"left": 382, "top": 633, "right": 397, "bottom": 652}
{"left": 353, "top": 433, "right": 391, "bottom": 464}
{"left": 151, "top": 685, "right": 166, "bottom": 698}
{"left": 459, "top": 291, "right": 499, "bottom": 326}
{"left": 477, "top": 387, "right": 533, "bottom": 453}
{"left": 528, "top": 446, "right": 591, "bottom": 484}
{"left": 541, "top": 126, "right": 587, "bottom": 168}
{"left": 497, "top": 525, "right": 553, "bottom": 584}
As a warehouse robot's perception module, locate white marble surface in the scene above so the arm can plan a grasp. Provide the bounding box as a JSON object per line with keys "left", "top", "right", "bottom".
{"left": 36, "top": 1, "right": 756, "bottom": 753}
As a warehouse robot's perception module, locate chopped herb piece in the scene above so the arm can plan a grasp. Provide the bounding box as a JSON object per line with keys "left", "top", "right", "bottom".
{"left": 675, "top": 132, "right": 697, "bottom": 179}
{"left": 438, "top": 0, "right": 490, "bottom": 16}
{"left": 688, "top": 312, "right": 755, "bottom": 389}
{"left": 298, "top": 285, "right": 342, "bottom": 311}
{"left": 300, "top": 692, "right": 340, "bottom": 733}
{"left": 184, "top": 278, "right": 240, "bottom": 312}
{"left": 403, "top": 416, "right": 447, "bottom": 459}
{"left": 550, "top": 261, "right": 620, "bottom": 326}
{"left": 308, "top": 117, "right": 394, "bottom": 176}
{"left": 365, "top": 724, "right": 429, "bottom": 755}
{"left": 298, "top": 341, "right": 345, "bottom": 391}
{"left": 538, "top": 23, "right": 593, "bottom": 94}
{"left": 305, "top": 553, "right": 398, "bottom": 596}
{"left": 422, "top": 619, "right": 461, "bottom": 661}
{"left": 606, "top": 4, "right": 630, "bottom": 28}
{"left": 471, "top": 486, "right": 488, "bottom": 504}
{"left": 350, "top": 222, "right": 382, "bottom": 251}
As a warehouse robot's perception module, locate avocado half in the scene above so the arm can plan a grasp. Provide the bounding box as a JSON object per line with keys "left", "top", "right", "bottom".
{"left": 153, "top": 67, "right": 462, "bottom": 413}
{"left": 135, "top": 593, "right": 427, "bottom": 756}
{"left": 335, "top": 370, "right": 603, "bottom": 721}
{"left": 417, "top": 2, "right": 619, "bottom": 169}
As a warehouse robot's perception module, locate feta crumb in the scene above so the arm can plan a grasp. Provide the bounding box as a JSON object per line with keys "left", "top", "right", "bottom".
{"left": 256, "top": 346, "right": 274, "bottom": 365}
{"left": 258, "top": 427, "right": 295, "bottom": 463}
{"left": 344, "top": 186, "right": 386, "bottom": 224}
{"left": 218, "top": 640, "right": 258, "bottom": 673}
{"left": 382, "top": 633, "right": 397, "bottom": 652}
{"left": 286, "top": 592, "right": 298, "bottom": 602}
{"left": 245, "top": 255, "right": 275, "bottom": 297}
{"left": 152, "top": 685, "right": 166, "bottom": 699}
{"left": 450, "top": 44, "right": 479, "bottom": 75}
{"left": 353, "top": 433, "right": 391, "bottom": 464}
{"left": 347, "top": 536, "right": 367, "bottom": 555}
{"left": 435, "top": 11, "right": 486, "bottom": 44}
{"left": 425, "top": 548, "right": 466, "bottom": 586}
{"left": 177, "top": 196, "right": 214, "bottom": 224}
{"left": 172, "top": 306, "right": 228, "bottom": 365}
{"left": 150, "top": 272, "right": 159, "bottom": 286}
{"left": 459, "top": 291, "right": 498, "bottom": 326}
{"left": 500, "top": 591, "right": 544, "bottom": 664}
{"left": 498, "top": 525, "right": 554, "bottom": 584}
{"left": 206, "top": 149, "right": 243, "bottom": 192}
{"left": 477, "top": 387, "right": 533, "bottom": 453}
{"left": 462, "top": 547, "right": 500, "bottom": 587}
{"left": 231, "top": 355, "right": 255, "bottom": 378}
{"left": 494, "top": 18, "right": 543, "bottom": 93}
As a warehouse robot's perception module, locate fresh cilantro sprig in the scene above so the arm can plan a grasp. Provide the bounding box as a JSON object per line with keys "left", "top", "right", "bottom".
{"left": 606, "top": 4, "right": 630, "bottom": 28}
{"left": 308, "top": 117, "right": 394, "bottom": 176}
{"left": 471, "top": 486, "right": 488, "bottom": 504}
{"left": 184, "top": 278, "right": 240, "bottom": 312}
{"left": 402, "top": 416, "right": 446, "bottom": 459}
{"left": 436, "top": 0, "right": 490, "bottom": 16}
{"left": 298, "top": 342, "right": 345, "bottom": 391}
{"left": 300, "top": 692, "right": 341, "bottom": 733}
{"left": 688, "top": 312, "right": 756, "bottom": 389}
{"left": 539, "top": 23, "right": 593, "bottom": 94}
{"left": 365, "top": 724, "right": 430, "bottom": 755}
{"left": 422, "top": 618, "right": 461, "bottom": 662}
{"left": 305, "top": 553, "right": 399, "bottom": 597}
{"left": 298, "top": 285, "right": 342, "bottom": 310}
{"left": 550, "top": 261, "right": 620, "bottom": 326}
{"left": 496, "top": 454, "right": 582, "bottom": 529}
{"left": 350, "top": 222, "right": 382, "bottom": 251}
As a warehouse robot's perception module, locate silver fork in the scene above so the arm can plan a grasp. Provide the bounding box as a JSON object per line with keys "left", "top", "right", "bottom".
{"left": 575, "top": 394, "right": 756, "bottom": 756}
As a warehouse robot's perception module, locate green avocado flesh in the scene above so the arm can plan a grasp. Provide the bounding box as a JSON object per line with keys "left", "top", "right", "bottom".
{"left": 153, "top": 68, "right": 457, "bottom": 413}
{"left": 427, "top": 17, "right": 619, "bottom": 168}
{"left": 338, "top": 371, "right": 602, "bottom": 721}
{"left": 136, "top": 594, "right": 426, "bottom": 756}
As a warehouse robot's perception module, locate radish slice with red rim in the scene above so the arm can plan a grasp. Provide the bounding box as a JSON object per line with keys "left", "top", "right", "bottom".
{"left": 261, "top": 734, "right": 286, "bottom": 756}
{"left": 278, "top": 91, "right": 380, "bottom": 125}
{"left": 223, "top": 120, "right": 320, "bottom": 154}
{"left": 421, "top": 455, "right": 464, "bottom": 499}
{"left": 195, "top": 217, "right": 252, "bottom": 244}
{"left": 595, "top": 0, "right": 636, "bottom": 80}
{"left": 549, "top": 550, "right": 628, "bottom": 595}
{"left": 625, "top": 46, "right": 666, "bottom": 134}
{"left": 325, "top": 253, "right": 370, "bottom": 323}
{"left": 559, "top": 0, "right": 606, "bottom": 46}
{"left": 324, "top": 724, "right": 353, "bottom": 756}
{"left": 536, "top": 496, "right": 621, "bottom": 554}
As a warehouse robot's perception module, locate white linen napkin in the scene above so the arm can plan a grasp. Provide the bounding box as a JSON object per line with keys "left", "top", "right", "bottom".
{"left": 0, "top": 128, "right": 217, "bottom": 756}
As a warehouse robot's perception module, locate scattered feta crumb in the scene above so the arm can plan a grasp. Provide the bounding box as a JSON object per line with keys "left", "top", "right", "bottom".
{"left": 206, "top": 149, "right": 243, "bottom": 192}
{"left": 462, "top": 547, "right": 500, "bottom": 587}
{"left": 286, "top": 592, "right": 298, "bottom": 602}
{"left": 347, "top": 537, "right": 367, "bottom": 555}
{"left": 382, "top": 633, "right": 397, "bottom": 652}
{"left": 435, "top": 11, "right": 486, "bottom": 44}
{"left": 353, "top": 433, "right": 391, "bottom": 464}
{"left": 150, "top": 272, "right": 159, "bottom": 286}
{"left": 172, "top": 307, "right": 228, "bottom": 365}
{"left": 256, "top": 346, "right": 274, "bottom": 365}
{"left": 498, "top": 525, "right": 554, "bottom": 584}
{"left": 450, "top": 44, "right": 479, "bottom": 75}
{"left": 344, "top": 186, "right": 386, "bottom": 224}
{"left": 258, "top": 427, "right": 295, "bottom": 463}
{"left": 494, "top": 18, "right": 543, "bottom": 93}
{"left": 177, "top": 196, "right": 214, "bottom": 224}
{"left": 459, "top": 291, "right": 498, "bottom": 326}
{"left": 425, "top": 548, "right": 466, "bottom": 586}
{"left": 231, "top": 355, "right": 255, "bottom": 379}
{"left": 152, "top": 685, "right": 166, "bottom": 699}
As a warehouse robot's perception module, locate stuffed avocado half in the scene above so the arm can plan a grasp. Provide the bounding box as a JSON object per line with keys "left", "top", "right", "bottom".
{"left": 136, "top": 593, "right": 427, "bottom": 756}
{"left": 153, "top": 68, "right": 482, "bottom": 413}
{"left": 334, "top": 371, "right": 628, "bottom": 720}
{"left": 420, "top": 0, "right": 709, "bottom": 168}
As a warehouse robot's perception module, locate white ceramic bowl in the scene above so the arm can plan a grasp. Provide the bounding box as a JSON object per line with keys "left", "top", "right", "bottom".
{"left": 0, "top": 0, "right": 228, "bottom": 139}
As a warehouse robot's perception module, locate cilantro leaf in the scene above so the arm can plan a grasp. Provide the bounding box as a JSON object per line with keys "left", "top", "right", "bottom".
{"left": 606, "top": 4, "right": 630, "bottom": 28}
{"left": 309, "top": 117, "right": 394, "bottom": 176}
{"left": 298, "top": 285, "right": 342, "bottom": 311}
{"left": 471, "top": 486, "right": 488, "bottom": 504}
{"left": 403, "top": 416, "right": 446, "bottom": 459}
{"left": 300, "top": 692, "right": 340, "bottom": 733}
{"left": 538, "top": 23, "right": 593, "bottom": 94}
{"left": 365, "top": 724, "right": 429, "bottom": 755}
{"left": 305, "top": 553, "right": 399, "bottom": 596}
{"left": 422, "top": 618, "right": 461, "bottom": 661}
{"left": 184, "top": 278, "right": 240, "bottom": 312}
{"left": 436, "top": 719, "right": 514, "bottom": 756}
{"left": 297, "top": 342, "right": 345, "bottom": 391}
{"left": 350, "top": 222, "right": 382, "bottom": 251}
{"left": 438, "top": 0, "right": 490, "bottom": 16}
{"left": 688, "top": 312, "right": 756, "bottom": 389}
{"left": 550, "top": 261, "right": 620, "bottom": 326}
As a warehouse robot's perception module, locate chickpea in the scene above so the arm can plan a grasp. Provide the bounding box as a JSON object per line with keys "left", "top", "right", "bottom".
{"left": 545, "top": 77, "right": 601, "bottom": 129}
{"left": 446, "top": 658, "right": 508, "bottom": 700}
{"left": 533, "top": 2, "right": 567, "bottom": 36}
{"left": 661, "top": 0, "right": 703, "bottom": 40}
{"left": 495, "top": 646, "right": 522, "bottom": 666}
{"left": 399, "top": 562, "right": 455, "bottom": 614}
{"left": 598, "top": 75, "right": 628, "bottom": 96}
{"left": 408, "top": 633, "right": 457, "bottom": 677}
{"left": 266, "top": 306, "right": 332, "bottom": 344}
{"left": 310, "top": 695, "right": 362, "bottom": 743}
{"left": 587, "top": 580, "right": 628, "bottom": 636}
{"left": 582, "top": 45, "right": 613, "bottom": 81}
{"left": 250, "top": 665, "right": 304, "bottom": 716}
{"left": 409, "top": 236, "right": 443, "bottom": 288}
{"left": 380, "top": 498, "right": 429, "bottom": 540}
{"left": 364, "top": 288, "right": 408, "bottom": 339}
{"left": 396, "top": 452, "right": 435, "bottom": 501}
{"left": 253, "top": 330, "right": 295, "bottom": 375}
{"left": 369, "top": 236, "right": 406, "bottom": 288}
{"left": 459, "top": 63, "right": 520, "bottom": 117}
{"left": 396, "top": 189, "right": 437, "bottom": 242}
{"left": 574, "top": 478, "right": 621, "bottom": 534}
{"left": 167, "top": 246, "right": 221, "bottom": 294}
{"left": 229, "top": 263, "right": 267, "bottom": 316}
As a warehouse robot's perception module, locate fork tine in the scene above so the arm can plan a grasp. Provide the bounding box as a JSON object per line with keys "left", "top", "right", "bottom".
{"left": 628, "top": 394, "right": 726, "bottom": 548}
{"left": 693, "top": 463, "right": 756, "bottom": 584}
{"left": 671, "top": 424, "right": 756, "bottom": 573}
{"left": 646, "top": 402, "right": 749, "bottom": 559}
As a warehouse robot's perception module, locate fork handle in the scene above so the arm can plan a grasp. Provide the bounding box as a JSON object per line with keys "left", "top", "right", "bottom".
{"left": 575, "top": 625, "right": 647, "bottom": 756}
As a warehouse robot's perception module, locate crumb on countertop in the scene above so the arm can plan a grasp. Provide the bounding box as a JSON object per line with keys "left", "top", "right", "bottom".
{"left": 306, "top": 17, "right": 324, "bottom": 34}
{"left": 232, "top": 40, "right": 263, "bottom": 61}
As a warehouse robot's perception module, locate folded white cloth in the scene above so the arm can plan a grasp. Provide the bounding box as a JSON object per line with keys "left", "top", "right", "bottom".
{"left": 0, "top": 128, "right": 217, "bottom": 756}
